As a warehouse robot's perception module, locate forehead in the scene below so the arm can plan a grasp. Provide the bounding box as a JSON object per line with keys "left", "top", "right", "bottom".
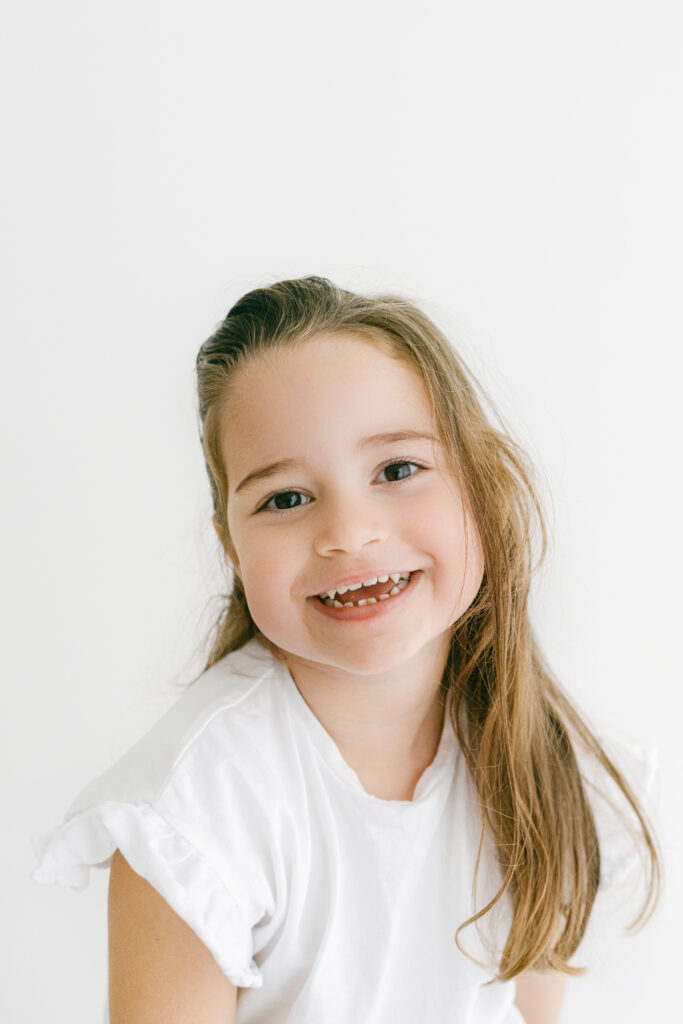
{"left": 221, "top": 334, "right": 436, "bottom": 472}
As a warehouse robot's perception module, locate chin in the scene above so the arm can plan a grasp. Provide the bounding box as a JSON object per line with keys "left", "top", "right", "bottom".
{"left": 315, "top": 639, "right": 428, "bottom": 678}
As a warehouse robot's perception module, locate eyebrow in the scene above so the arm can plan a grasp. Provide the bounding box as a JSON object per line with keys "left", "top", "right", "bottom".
{"left": 233, "top": 430, "right": 439, "bottom": 495}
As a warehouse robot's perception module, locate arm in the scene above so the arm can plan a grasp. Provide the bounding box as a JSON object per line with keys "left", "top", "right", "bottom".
{"left": 108, "top": 849, "right": 239, "bottom": 1024}
{"left": 514, "top": 971, "right": 567, "bottom": 1024}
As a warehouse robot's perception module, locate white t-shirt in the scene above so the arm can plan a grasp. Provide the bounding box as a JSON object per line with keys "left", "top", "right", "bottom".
{"left": 30, "top": 638, "right": 655, "bottom": 1024}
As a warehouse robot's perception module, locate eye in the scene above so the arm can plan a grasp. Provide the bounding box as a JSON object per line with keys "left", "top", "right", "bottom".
{"left": 259, "top": 490, "right": 312, "bottom": 512}
{"left": 377, "top": 459, "right": 424, "bottom": 483}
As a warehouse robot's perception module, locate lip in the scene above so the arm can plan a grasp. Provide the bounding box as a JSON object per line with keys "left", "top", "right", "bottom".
{"left": 307, "top": 569, "right": 423, "bottom": 622}
{"left": 309, "top": 569, "right": 417, "bottom": 599}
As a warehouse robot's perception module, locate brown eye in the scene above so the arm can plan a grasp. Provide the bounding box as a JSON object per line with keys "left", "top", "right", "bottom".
{"left": 378, "top": 461, "right": 422, "bottom": 483}
{"left": 260, "top": 491, "right": 311, "bottom": 512}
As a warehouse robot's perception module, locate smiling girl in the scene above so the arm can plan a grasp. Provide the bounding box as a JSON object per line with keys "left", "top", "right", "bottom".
{"left": 32, "top": 276, "right": 660, "bottom": 1023}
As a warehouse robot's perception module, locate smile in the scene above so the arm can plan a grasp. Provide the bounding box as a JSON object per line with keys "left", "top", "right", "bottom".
{"left": 310, "top": 570, "right": 422, "bottom": 620}
{"left": 318, "top": 572, "right": 412, "bottom": 607}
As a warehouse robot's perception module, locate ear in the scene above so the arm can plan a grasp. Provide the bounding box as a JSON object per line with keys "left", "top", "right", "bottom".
{"left": 212, "top": 515, "right": 241, "bottom": 578}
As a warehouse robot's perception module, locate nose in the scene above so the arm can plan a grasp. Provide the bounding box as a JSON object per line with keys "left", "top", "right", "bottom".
{"left": 313, "top": 490, "right": 389, "bottom": 557}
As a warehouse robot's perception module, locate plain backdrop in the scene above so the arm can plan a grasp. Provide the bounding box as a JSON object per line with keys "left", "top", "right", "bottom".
{"left": 2, "top": 1, "right": 682, "bottom": 1021}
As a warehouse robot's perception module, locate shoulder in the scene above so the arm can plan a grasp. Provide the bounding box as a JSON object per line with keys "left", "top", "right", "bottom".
{"left": 68, "top": 637, "right": 286, "bottom": 814}
{"left": 32, "top": 638, "right": 287, "bottom": 987}
{"left": 31, "top": 638, "right": 290, "bottom": 983}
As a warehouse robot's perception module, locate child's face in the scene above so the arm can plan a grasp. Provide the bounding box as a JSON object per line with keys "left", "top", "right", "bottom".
{"left": 220, "top": 334, "right": 484, "bottom": 680}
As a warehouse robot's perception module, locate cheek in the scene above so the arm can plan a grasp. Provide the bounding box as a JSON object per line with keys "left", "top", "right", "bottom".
{"left": 447, "top": 511, "right": 485, "bottom": 617}
{"left": 239, "top": 573, "right": 289, "bottom": 641}
{"left": 420, "top": 487, "right": 484, "bottom": 598}
{"left": 235, "top": 538, "right": 299, "bottom": 630}
{"left": 414, "top": 482, "right": 473, "bottom": 551}
{"left": 239, "top": 547, "right": 283, "bottom": 600}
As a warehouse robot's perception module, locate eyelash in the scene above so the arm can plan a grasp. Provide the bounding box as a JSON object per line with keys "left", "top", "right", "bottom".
{"left": 257, "top": 459, "right": 427, "bottom": 513}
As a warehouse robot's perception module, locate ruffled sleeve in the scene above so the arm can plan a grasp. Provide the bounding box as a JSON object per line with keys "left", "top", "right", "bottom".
{"left": 580, "top": 729, "right": 659, "bottom": 894}
{"left": 570, "top": 724, "right": 660, "bottom": 966}
{"left": 31, "top": 798, "right": 264, "bottom": 988}
{"left": 31, "top": 643, "right": 287, "bottom": 991}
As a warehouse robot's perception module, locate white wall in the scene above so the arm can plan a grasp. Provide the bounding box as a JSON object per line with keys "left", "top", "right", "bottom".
{"left": 3, "top": 1, "right": 681, "bottom": 1020}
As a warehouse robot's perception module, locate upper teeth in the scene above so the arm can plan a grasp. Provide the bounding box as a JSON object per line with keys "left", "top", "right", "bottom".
{"left": 321, "top": 572, "right": 411, "bottom": 600}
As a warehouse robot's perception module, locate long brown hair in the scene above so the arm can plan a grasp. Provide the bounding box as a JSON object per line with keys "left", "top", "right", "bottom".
{"left": 195, "top": 275, "right": 660, "bottom": 979}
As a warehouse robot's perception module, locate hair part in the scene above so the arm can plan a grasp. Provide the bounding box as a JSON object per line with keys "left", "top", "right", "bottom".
{"left": 195, "top": 275, "right": 661, "bottom": 980}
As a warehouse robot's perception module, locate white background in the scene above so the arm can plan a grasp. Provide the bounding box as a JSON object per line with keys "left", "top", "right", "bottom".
{"left": 2, "top": 1, "right": 681, "bottom": 1020}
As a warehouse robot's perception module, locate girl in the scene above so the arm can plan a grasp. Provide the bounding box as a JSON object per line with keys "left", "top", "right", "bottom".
{"left": 31, "top": 276, "right": 660, "bottom": 1024}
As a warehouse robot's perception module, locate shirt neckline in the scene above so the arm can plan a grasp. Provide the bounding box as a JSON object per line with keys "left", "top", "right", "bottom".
{"left": 274, "top": 654, "right": 458, "bottom": 808}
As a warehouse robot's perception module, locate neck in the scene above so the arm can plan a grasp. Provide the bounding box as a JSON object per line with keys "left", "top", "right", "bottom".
{"left": 281, "top": 637, "right": 450, "bottom": 798}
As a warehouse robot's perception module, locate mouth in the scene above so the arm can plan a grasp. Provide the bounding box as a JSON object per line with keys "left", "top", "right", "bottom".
{"left": 315, "top": 571, "right": 413, "bottom": 607}
{"left": 308, "top": 570, "right": 422, "bottom": 620}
